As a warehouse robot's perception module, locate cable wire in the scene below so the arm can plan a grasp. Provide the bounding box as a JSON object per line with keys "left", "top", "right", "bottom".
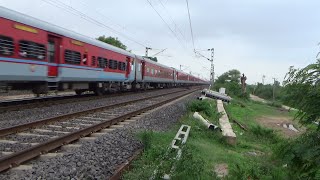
{"left": 42, "top": 0, "right": 147, "bottom": 47}
{"left": 186, "top": 0, "right": 195, "bottom": 52}
{"left": 146, "top": 0, "right": 191, "bottom": 54}
{"left": 157, "top": 0, "right": 188, "bottom": 43}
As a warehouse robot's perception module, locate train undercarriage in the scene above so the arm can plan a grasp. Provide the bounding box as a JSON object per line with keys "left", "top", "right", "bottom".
{"left": 0, "top": 81, "right": 194, "bottom": 97}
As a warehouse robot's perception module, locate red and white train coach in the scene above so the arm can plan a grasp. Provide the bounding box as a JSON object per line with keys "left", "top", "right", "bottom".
{"left": 0, "top": 6, "right": 207, "bottom": 95}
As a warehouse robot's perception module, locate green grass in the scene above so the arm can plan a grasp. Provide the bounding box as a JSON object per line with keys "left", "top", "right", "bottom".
{"left": 123, "top": 99, "right": 292, "bottom": 179}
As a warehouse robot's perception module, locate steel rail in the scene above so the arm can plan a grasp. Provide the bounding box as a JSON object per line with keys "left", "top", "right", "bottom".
{"left": 0, "top": 88, "right": 185, "bottom": 113}
{"left": 0, "top": 94, "right": 93, "bottom": 112}
{"left": 0, "top": 89, "right": 197, "bottom": 172}
{"left": 0, "top": 89, "right": 187, "bottom": 137}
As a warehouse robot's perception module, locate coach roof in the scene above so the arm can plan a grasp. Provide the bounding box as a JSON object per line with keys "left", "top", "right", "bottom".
{"left": 0, "top": 6, "right": 135, "bottom": 58}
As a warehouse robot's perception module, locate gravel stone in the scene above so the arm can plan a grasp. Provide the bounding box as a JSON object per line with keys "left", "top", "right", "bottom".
{"left": 0, "top": 90, "right": 200, "bottom": 179}
{"left": 0, "top": 89, "right": 182, "bottom": 129}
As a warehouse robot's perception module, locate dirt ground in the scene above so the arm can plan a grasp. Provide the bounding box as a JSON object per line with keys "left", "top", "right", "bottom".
{"left": 256, "top": 115, "right": 304, "bottom": 138}
{"left": 250, "top": 94, "right": 266, "bottom": 103}
{"left": 250, "top": 94, "right": 303, "bottom": 138}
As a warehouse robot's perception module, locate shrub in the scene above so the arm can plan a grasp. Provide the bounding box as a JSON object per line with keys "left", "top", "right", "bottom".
{"left": 230, "top": 161, "right": 288, "bottom": 179}
{"left": 251, "top": 125, "right": 280, "bottom": 143}
{"left": 266, "top": 101, "right": 283, "bottom": 108}
{"left": 171, "top": 145, "right": 205, "bottom": 179}
{"left": 188, "top": 100, "right": 216, "bottom": 118}
{"left": 140, "top": 131, "right": 153, "bottom": 151}
{"left": 276, "top": 131, "right": 320, "bottom": 179}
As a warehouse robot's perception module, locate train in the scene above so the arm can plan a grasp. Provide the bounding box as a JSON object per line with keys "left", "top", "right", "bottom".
{"left": 0, "top": 6, "right": 208, "bottom": 95}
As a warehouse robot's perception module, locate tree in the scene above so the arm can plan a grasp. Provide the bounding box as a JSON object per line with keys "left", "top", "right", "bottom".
{"left": 252, "top": 83, "right": 283, "bottom": 101}
{"left": 282, "top": 60, "right": 320, "bottom": 127}
{"left": 214, "top": 69, "right": 244, "bottom": 98}
{"left": 215, "top": 69, "right": 241, "bottom": 84}
{"left": 277, "top": 60, "right": 320, "bottom": 179}
{"left": 143, "top": 56, "right": 158, "bottom": 62}
{"left": 97, "top": 35, "right": 127, "bottom": 50}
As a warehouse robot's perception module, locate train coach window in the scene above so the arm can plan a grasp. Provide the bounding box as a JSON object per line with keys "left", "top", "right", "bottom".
{"left": 19, "top": 40, "right": 46, "bottom": 60}
{"left": 0, "top": 35, "right": 14, "bottom": 56}
{"left": 83, "top": 54, "right": 87, "bottom": 65}
{"left": 91, "top": 56, "right": 96, "bottom": 66}
{"left": 118, "top": 62, "right": 126, "bottom": 71}
{"left": 65, "top": 50, "right": 81, "bottom": 64}
{"left": 98, "top": 57, "right": 107, "bottom": 68}
{"left": 109, "top": 60, "right": 118, "bottom": 70}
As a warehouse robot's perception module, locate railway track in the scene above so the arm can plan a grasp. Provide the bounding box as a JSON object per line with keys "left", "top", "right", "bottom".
{"left": 0, "top": 89, "right": 168, "bottom": 113}
{"left": 0, "top": 87, "right": 199, "bottom": 172}
{"left": 0, "top": 94, "right": 92, "bottom": 112}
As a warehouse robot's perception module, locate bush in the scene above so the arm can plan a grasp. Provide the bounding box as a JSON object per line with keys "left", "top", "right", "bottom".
{"left": 266, "top": 101, "right": 283, "bottom": 108}
{"left": 188, "top": 100, "right": 216, "bottom": 118}
{"left": 276, "top": 131, "right": 320, "bottom": 179}
{"left": 171, "top": 145, "right": 205, "bottom": 179}
{"left": 230, "top": 161, "right": 288, "bottom": 180}
{"left": 251, "top": 125, "right": 279, "bottom": 143}
{"left": 140, "top": 131, "right": 153, "bottom": 151}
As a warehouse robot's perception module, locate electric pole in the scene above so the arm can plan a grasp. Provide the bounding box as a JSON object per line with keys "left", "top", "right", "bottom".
{"left": 194, "top": 48, "right": 214, "bottom": 88}
{"left": 208, "top": 48, "right": 214, "bottom": 88}
{"left": 262, "top": 75, "right": 266, "bottom": 85}
{"left": 272, "top": 77, "right": 276, "bottom": 102}
{"left": 145, "top": 47, "right": 152, "bottom": 57}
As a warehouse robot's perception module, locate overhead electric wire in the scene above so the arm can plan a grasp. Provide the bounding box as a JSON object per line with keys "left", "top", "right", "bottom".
{"left": 77, "top": 0, "right": 126, "bottom": 30}
{"left": 146, "top": 0, "right": 192, "bottom": 55}
{"left": 76, "top": 0, "right": 152, "bottom": 47}
{"left": 157, "top": 0, "right": 188, "bottom": 43}
{"left": 185, "top": 0, "right": 195, "bottom": 52}
{"left": 41, "top": 0, "right": 147, "bottom": 47}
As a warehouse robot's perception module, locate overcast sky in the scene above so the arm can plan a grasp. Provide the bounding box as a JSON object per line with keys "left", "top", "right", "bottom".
{"left": 1, "top": 0, "right": 319, "bottom": 84}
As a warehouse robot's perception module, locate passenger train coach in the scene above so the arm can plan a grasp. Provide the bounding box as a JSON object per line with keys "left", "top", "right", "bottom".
{"left": 0, "top": 6, "right": 208, "bottom": 95}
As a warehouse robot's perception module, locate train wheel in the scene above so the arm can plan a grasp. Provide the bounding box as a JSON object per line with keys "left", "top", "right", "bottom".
{"left": 94, "top": 88, "right": 104, "bottom": 96}
{"left": 75, "top": 90, "right": 83, "bottom": 96}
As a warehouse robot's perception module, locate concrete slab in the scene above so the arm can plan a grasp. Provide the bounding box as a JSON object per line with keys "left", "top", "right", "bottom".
{"left": 80, "top": 137, "right": 97, "bottom": 142}
{"left": 217, "top": 100, "right": 236, "bottom": 145}
{"left": 53, "top": 130, "right": 69, "bottom": 134}
{"left": 76, "top": 119, "right": 101, "bottom": 124}
{"left": 47, "top": 125, "right": 62, "bottom": 128}
{"left": 125, "top": 119, "right": 137, "bottom": 122}
{"left": 61, "top": 144, "right": 82, "bottom": 150}
{"left": 61, "top": 122, "right": 92, "bottom": 126}
{"left": 90, "top": 132, "right": 108, "bottom": 137}
{"left": 20, "top": 142, "right": 39, "bottom": 146}
{"left": 33, "top": 129, "right": 52, "bottom": 133}
{"left": 0, "top": 139, "right": 18, "bottom": 144}
{"left": 1, "top": 151, "right": 14, "bottom": 155}
{"left": 130, "top": 117, "right": 142, "bottom": 120}
{"left": 17, "top": 133, "right": 49, "bottom": 137}
{"left": 11, "top": 165, "right": 33, "bottom": 171}
{"left": 288, "top": 124, "right": 299, "bottom": 132}
{"left": 282, "top": 124, "right": 288, "bottom": 129}
{"left": 118, "top": 121, "right": 131, "bottom": 125}
{"left": 40, "top": 153, "right": 63, "bottom": 159}
{"left": 82, "top": 117, "right": 107, "bottom": 121}
{"left": 65, "top": 126, "right": 80, "bottom": 130}
{"left": 110, "top": 124, "right": 124, "bottom": 128}
{"left": 100, "top": 128, "right": 116, "bottom": 133}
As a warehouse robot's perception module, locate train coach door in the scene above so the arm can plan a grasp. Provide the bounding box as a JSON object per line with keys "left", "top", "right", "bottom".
{"left": 47, "top": 35, "right": 61, "bottom": 77}
{"left": 141, "top": 61, "right": 146, "bottom": 80}
{"left": 125, "top": 57, "right": 131, "bottom": 78}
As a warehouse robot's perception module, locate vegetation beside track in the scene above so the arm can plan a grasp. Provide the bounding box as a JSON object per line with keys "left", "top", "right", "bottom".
{"left": 123, "top": 98, "right": 302, "bottom": 179}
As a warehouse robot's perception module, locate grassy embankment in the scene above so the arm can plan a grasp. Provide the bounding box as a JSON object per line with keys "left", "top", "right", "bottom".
{"left": 123, "top": 98, "right": 296, "bottom": 179}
